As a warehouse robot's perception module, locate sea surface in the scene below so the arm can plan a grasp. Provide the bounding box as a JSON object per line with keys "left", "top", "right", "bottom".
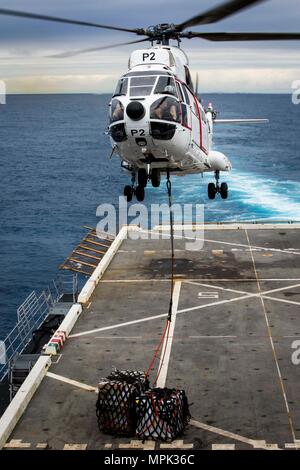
{"left": 0, "top": 93, "right": 300, "bottom": 337}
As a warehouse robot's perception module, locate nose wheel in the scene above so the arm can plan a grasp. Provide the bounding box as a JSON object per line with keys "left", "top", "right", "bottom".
{"left": 123, "top": 184, "right": 145, "bottom": 202}
{"left": 124, "top": 168, "right": 161, "bottom": 202}
{"left": 208, "top": 171, "right": 228, "bottom": 200}
{"left": 124, "top": 172, "right": 146, "bottom": 202}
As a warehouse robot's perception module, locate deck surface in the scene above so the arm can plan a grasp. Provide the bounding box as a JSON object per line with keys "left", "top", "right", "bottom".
{"left": 5, "top": 226, "right": 300, "bottom": 450}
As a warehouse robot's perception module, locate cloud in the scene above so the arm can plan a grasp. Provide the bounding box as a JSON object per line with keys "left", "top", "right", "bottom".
{"left": 0, "top": 0, "right": 299, "bottom": 93}
{"left": 195, "top": 68, "right": 300, "bottom": 93}
{"left": 4, "top": 74, "right": 112, "bottom": 93}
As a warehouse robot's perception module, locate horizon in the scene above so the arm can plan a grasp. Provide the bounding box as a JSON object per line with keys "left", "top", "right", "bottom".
{"left": 3, "top": 91, "right": 293, "bottom": 96}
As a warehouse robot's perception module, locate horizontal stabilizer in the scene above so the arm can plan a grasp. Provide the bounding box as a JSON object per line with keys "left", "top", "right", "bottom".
{"left": 214, "top": 118, "right": 269, "bottom": 124}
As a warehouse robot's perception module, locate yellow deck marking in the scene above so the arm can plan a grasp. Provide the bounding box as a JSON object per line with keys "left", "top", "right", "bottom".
{"left": 100, "top": 278, "right": 300, "bottom": 282}
{"left": 141, "top": 228, "right": 300, "bottom": 257}
{"left": 212, "top": 444, "right": 235, "bottom": 450}
{"left": 285, "top": 441, "right": 300, "bottom": 449}
{"left": 36, "top": 443, "right": 48, "bottom": 449}
{"left": 4, "top": 439, "right": 31, "bottom": 448}
{"left": 119, "top": 440, "right": 155, "bottom": 450}
{"left": 160, "top": 440, "right": 193, "bottom": 449}
{"left": 212, "top": 250, "right": 224, "bottom": 256}
{"left": 63, "top": 443, "right": 87, "bottom": 450}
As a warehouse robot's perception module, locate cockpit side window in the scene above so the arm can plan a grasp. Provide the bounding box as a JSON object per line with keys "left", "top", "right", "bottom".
{"left": 129, "top": 75, "right": 157, "bottom": 97}
{"left": 113, "top": 78, "right": 128, "bottom": 97}
{"left": 150, "top": 96, "right": 180, "bottom": 123}
{"left": 184, "top": 66, "right": 194, "bottom": 92}
{"left": 154, "top": 76, "right": 177, "bottom": 97}
{"left": 110, "top": 99, "right": 124, "bottom": 123}
{"left": 176, "top": 82, "right": 184, "bottom": 102}
{"left": 182, "top": 85, "right": 190, "bottom": 105}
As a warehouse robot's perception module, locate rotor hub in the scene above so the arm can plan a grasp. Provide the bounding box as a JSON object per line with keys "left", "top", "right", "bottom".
{"left": 142, "top": 23, "right": 181, "bottom": 43}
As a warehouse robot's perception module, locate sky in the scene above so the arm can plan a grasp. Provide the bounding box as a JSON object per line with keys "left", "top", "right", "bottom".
{"left": 0, "top": 0, "right": 299, "bottom": 93}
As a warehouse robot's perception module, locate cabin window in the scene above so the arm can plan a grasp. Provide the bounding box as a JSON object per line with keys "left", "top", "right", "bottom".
{"left": 181, "top": 104, "right": 188, "bottom": 127}
{"left": 184, "top": 66, "right": 194, "bottom": 92}
{"left": 129, "top": 75, "right": 157, "bottom": 96}
{"left": 182, "top": 85, "right": 190, "bottom": 105}
{"left": 154, "top": 76, "right": 177, "bottom": 97}
{"left": 150, "top": 122, "right": 176, "bottom": 140}
{"left": 200, "top": 106, "right": 207, "bottom": 123}
{"left": 176, "top": 82, "right": 184, "bottom": 102}
{"left": 113, "top": 78, "right": 128, "bottom": 97}
{"left": 110, "top": 123, "right": 127, "bottom": 142}
{"left": 150, "top": 97, "right": 180, "bottom": 123}
{"left": 110, "top": 99, "right": 124, "bottom": 123}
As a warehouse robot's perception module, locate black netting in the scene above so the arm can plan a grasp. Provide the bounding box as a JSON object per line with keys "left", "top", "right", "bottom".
{"left": 96, "top": 370, "right": 149, "bottom": 437}
{"left": 135, "top": 388, "right": 191, "bottom": 442}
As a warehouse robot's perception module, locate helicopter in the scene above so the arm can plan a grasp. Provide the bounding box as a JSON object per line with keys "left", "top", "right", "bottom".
{"left": 1, "top": 0, "right": 300, "bottom": 202}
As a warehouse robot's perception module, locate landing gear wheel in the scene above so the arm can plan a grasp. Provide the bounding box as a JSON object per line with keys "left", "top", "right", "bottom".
{"left": 208, "top": 183, "right": 216, "bottom": 200}
{"left": 151, "top": 169, "right": 161, "bottom": 188}
{"left": 138, "top": 169, "right": 148, "bottom": 188}
{"left": 135, "top": 185, "right": 145, "bottom": 202}
{"left": 124, "top": 185, "right": 133, "bottom": 202}
{"left": 220, "top": 182, "right": 228, "bottom": 200}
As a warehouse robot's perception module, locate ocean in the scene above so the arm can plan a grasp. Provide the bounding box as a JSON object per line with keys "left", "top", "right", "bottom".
{"left": 0, "top": 93, "right": 300, "bottom": 337}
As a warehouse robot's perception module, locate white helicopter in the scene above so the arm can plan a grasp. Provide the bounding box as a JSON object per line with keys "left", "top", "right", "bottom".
{"left": 1, "top": 0, "right": 300, "bottom": 202}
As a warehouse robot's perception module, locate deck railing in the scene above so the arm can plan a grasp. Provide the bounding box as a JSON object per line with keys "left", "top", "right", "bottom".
{"left": 0, "top": 273, "right": 78, "bottom": 381}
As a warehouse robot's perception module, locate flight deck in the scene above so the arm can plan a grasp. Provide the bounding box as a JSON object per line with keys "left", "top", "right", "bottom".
{"left": 1, "top": 224, "right": 300, "bottom": 451}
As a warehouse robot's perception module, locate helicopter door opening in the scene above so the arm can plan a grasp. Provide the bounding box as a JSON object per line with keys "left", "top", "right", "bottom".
{"left": 188, "top": 91, "right": 201, "bottom": 150}
{"left": 176, "top": 82, "right": 192, "bottom": 130}
{"left": 199, "top": 106, "right": 209, "bottom": 152}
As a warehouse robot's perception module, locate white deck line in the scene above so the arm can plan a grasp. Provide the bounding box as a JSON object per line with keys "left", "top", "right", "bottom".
{"left": 142, "top": 228, "right": 300, "bottom": 257}
{"left": 70, "top": 280, "right": 300, "bottom": 339}
{"left": 46, "top": 372, "right": 98, "bottom": 393}
{"left": 245, "top": 228, "right": 297, "bottom": 444}
{"left": 190, "top": 419, "right": 281, "bottom": 450}
{"left": 154, "top": 223, "right": 300, "bottom": 231}
{"left": 0, "top": 226, "right": 132, "bottom": 448}
{"left": 0, "top": 356, "right": 51, "bottom": 450}
{"left": 156, "top": 281, "right": 181, "bottom": 388}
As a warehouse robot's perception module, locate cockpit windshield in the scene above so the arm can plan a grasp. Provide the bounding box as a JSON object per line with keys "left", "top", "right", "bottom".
{"left": 116, "top": 74, "right": 179, "bottom": 100}
{"left": 129, "top": 75, "right": 157, "bottom": 97}
{"left": 154, "top": 76, "right": 177, "bottom": 97}
{"left": 113, "top": 78, "right": 128, "bottom": 97}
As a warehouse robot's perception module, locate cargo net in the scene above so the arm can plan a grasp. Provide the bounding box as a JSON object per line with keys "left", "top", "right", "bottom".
{"left": 136, "top": 388, "right": 191, "bottom": 442}
{"left": 96, "top": 370, "right": 149, "bottom": 437}
{"left": 96, "top": 370, "right": 191, "bottom": 442}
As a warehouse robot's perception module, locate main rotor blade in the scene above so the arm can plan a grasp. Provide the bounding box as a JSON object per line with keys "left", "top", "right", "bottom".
{"left": 176, "top": 0, "right": 267, "bottom": 30}
{"left": 49, "top": 38, "right": 149, "bottom": 58}
{"left": 0, "top": 8, "right": 142, "bottom": 34}
{"left": 184, "top": 32, "right": 300, "bottom": 41}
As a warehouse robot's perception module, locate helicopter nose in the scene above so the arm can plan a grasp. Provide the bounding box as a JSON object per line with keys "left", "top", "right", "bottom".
{"left": 126, "top": 101, "right": 145, "bottom": 121}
